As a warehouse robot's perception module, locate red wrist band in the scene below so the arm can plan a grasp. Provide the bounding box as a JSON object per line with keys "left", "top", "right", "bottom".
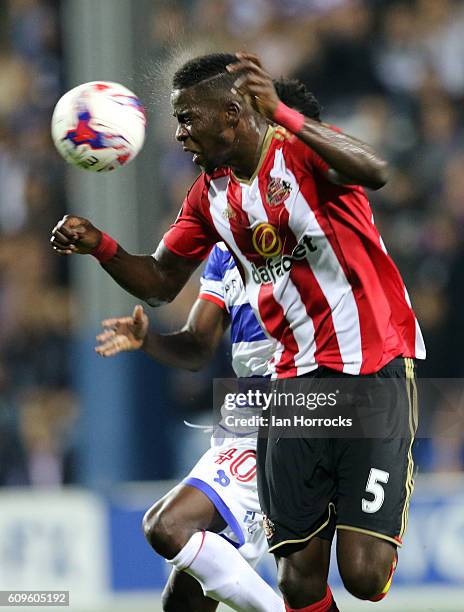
{"left": 273, "top": 101, "right": 305, "bottom": 134}
{"left": 91, "top": 232, "right": 118, "bottom": 263}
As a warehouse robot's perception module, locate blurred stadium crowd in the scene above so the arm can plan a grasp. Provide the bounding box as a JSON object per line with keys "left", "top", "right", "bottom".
{"left": 1, "top": 0, "right": 464, "bottom": 486}
{"left": 0, "top": 0, "right": 76, "bottom": 486}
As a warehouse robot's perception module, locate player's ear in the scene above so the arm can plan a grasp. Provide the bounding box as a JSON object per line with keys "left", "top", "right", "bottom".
{"left": 225, "top": 100, "right": 241, "bottom": 128}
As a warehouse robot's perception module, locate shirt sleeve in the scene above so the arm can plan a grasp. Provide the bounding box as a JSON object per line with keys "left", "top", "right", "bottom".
{"left": 198, "top": 245, "right": 226, "bottom": 309}
{"left": 303, "top": 145, "right": 330, "bottom": 175}
{"left": 162, "top": 175, "right": 217, "bottom": 260}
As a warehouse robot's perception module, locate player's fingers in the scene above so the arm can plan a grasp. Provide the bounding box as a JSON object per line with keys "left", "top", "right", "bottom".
{"left": 53, "top": 222, "right": 80, "bottom": 241}
{"left": 231, "top": 74, "right": 248, "bottom": 94}
{"left": 51, "top": 221, "right": 64, "bottom": 235}
{"left": 99, "top": 347, "right": 122, "bottom": 357}
{"left": 236, "top": 51, "right": 263, "bottom": 68}
{"left": 60, "top": 226, "right": 80, "bottom": 241}
{"left": 101, "top": 318, "right": 119, "bottom": 327}
{"left": 95, "top": 329, "right": 116, "bottom": 342}
{"left": 50, "top": 238, "right": 78, "bottom": 255}
{"left": 96, "top": 336, "right": 131, "bottom": 356}
{"left": 96, "top": 330, "right": 115, "bottom": 343}
{"left": 96, "top": 339, "right": 117, "bottom": 355}
{"left": 227, "top": 59, "right": 254, "bottom": 72}
{"left": 232, "top": 74, "right": 268, "bottom": 97}
{"left": 101, "top": 316, "right": 134, "bottom": 328}
{"left": 51, "top": 244, "right": 74, "bottom": 255}
{"left": 95, "top": 344, "right": 120, "bottom": 357}
{"left": 232, "top": 74, "right": 256, "bottom": 95}
{"left": 50, "top": 231, "right": 73, "bottom": 246}
{"left": 132, "top": 304, "right": 144, "bottom": 322}
{"left": 227, "top": 59, "right": 267, "bottom": 77}
{"left": 95, "top": 343, "right": 118, "bottom": 356}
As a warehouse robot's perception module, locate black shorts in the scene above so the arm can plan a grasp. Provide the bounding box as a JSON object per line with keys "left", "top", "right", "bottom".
{"left": 257, "top": 357, "right": 418, "bottom": 555}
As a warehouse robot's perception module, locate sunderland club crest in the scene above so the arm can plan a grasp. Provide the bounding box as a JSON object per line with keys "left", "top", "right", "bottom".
{"left": 263, "top": 514, "right": 276, "bottom": 539}
{"left": 222, "top": 202, "right": 236, "bottom": 220}
{"left": 267, "top": 177, "right": 292, "bottom": 207}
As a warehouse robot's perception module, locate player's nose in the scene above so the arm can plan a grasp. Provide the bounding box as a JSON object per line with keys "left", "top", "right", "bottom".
{"left": 175, "top": 124, "right": 188, "bottom": 142}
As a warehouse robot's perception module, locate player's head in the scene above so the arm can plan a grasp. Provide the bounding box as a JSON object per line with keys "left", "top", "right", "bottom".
{"left": 273, "top": 78, "right": 321, "bottom": 122}
{"left": 171, "top": 53, "right": 264, "bottom": 172}
{"left": 171, "top": 55, "right": 322, "bottom": 172}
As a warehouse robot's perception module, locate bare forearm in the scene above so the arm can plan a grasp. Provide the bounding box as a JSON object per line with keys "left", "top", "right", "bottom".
{"left": 142, "top": 329, "right": 212, "bottom": 371}
{"left": 101, "top": 245, "right": 192, "bottom": 306}
{"left": 51, "top": 217, "right": 199, "bottom": 302}
{"left": 100, "top": 247, "right": 172, "bottom": 305}
{"left": 141, "top": 298, "right": 227, "bottom": 370}
{"left": 298, "top": 119, "right": 388, "bottom": 189}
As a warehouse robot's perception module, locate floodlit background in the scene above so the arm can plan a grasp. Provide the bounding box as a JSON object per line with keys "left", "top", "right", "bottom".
{"left": 0, "top": 0, "right": 464, "bottom": 610}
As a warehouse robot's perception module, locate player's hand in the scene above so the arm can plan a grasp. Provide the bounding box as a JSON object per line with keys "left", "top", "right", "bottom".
{"left": 50, "top": 214, "right": 101, "bottom": 255}
{"left": 227, "top": 52, "right": 280, "bottom": 120}
{"left": 95, "top": 304, "right": 149, "bottom": 357}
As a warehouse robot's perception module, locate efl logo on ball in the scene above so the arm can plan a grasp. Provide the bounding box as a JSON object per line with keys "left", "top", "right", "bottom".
{"left": 51, "top": 81, "right": 146, "bottom": 172}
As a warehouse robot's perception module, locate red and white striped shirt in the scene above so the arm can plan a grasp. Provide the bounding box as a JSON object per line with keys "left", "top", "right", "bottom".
{"left": 163, "top": 126, "right": 425, "bottom": 378}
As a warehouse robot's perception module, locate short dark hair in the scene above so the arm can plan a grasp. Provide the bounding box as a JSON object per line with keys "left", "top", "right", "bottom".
{"left": 273, "top": 78, "right": 321, "bottom": 121}
{"left": 173, "top": 55, "right": 322, "bottom": 121}
{"left": 173, "top": 53, "right": 237, "bottom": 90}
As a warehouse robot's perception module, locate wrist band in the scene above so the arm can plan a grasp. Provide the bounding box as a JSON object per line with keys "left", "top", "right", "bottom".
{"left": 273, "top": 101, "right": 305, "bottom": 134}
{"left": 91, "top": 232, "right": 118, "bottom": 263}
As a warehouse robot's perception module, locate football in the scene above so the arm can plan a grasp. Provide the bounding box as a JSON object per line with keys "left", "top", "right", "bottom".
{"left": 51, "top": 81, "right": 146, "bottom": 172}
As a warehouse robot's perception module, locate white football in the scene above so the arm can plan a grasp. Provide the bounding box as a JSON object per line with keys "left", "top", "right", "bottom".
{"left": 51, "top": 81, "right": 146, "bottom": 172}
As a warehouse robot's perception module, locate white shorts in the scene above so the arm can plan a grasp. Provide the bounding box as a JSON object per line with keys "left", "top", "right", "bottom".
{"left": 183, "top": 433, "right": 266, "bottom": 567}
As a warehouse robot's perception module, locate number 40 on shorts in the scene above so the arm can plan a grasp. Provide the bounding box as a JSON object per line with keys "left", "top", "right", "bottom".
{"left": 214, "top": 449, "right": 257, "bottom": 483}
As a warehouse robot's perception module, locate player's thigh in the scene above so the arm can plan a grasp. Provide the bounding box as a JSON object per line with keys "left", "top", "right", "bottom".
{"left": 162, "top": 568, "right": 219, "bottom": 612}
{"left": 257, "top": 435, "right": 335, "bottom": 555}
{"left": 335, "top": 437, "right": 413, "bottom": 544}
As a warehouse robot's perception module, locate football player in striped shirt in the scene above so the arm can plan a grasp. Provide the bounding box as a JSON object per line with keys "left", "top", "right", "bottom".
{"left": 52, "top": 53, "right": 423, "bottom": 612}
{"left": 93, "top": 79, "right": 329, "bottom": 612}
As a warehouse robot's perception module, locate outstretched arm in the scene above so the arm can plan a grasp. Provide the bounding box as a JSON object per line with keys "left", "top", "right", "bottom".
{"left": 101, "top": 241, "right": 198, "bottom": 306}
{"left": 50, "top": 215, "right": 200, "bottom": 305}
{"left": 227, "top": 52, "right": 388, "bottom": 190}
{"left": 96, "top": 299, "right": 229, "bottom": 371}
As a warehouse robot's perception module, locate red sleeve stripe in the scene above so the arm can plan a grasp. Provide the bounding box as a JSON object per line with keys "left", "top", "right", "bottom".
{"left": 199, "top": 293, "right": 226, "bottom": 309}
{"left": 161, "top": 238, "right": 210, "bottom": 260}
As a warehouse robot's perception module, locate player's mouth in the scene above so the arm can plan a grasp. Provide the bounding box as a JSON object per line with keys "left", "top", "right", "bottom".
{"left": 183, "top": 147, "right": 202, "bottom": 164}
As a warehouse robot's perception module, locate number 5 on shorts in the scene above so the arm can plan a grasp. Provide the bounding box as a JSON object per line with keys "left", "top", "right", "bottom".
{"left": 362, "top": 468, "right": 389, "bottom": 513}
